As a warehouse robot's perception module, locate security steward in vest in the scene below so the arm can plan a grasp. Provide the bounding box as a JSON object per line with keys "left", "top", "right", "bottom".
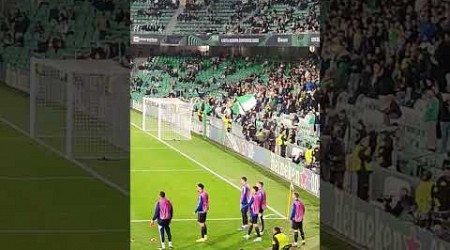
{"left": 276, "top": 130, "right": 288, "bottom": 157}
{"left": 272, "top": 227, "right": 291, "bottom": 250}
{"left": 223, "top": 114, "right": 232, "bottom": 133}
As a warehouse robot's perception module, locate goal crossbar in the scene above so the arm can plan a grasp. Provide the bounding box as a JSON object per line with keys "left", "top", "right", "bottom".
{"left": 142, "top": 97, "right": 193, "bottom": 141}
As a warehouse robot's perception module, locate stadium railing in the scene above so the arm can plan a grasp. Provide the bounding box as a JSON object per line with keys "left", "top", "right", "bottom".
{"left": 336, "top": 94, "right": 448, "bottom": 176}
{"left": 332, "top": 94, "right": 448, "bottom": 207}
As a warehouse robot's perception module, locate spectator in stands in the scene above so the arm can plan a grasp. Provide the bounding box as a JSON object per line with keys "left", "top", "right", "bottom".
{"left": 375, "top": 131, "right": 394, "bottom": 168}
{"left": 292, "top": 149, "right": 304, "bottom": 165}
{"left": 433, "top": 163, "right": 450, "bottom": 212}
{"left": 48, "top": 35, "right": 63, "bottom": 54}
{"left": 223, "top": 114, "right": 232, "bottom": 133}
{"left": 423, "top": 88, "right": 439, "bottom": 151}
{"left": 304, "top": 144, "right": 313, "bottom": 168}
{"left": 415, "top": 170, "right": 434, "bottom": 220}
{"left": 3, "top": 33, "right": 14, "bottom": 48}
{"left": 277, "top": 129, "right": 288, "bottom": 157}
{"left": 98, "top": 12, "right": 109, "bottom": 40}
{"left": 322, "top": 128, "right": 345, "bottom": 189}
{"left": 355, "top": 135, "right": 373, "bottom": 201}
{"left": 382, "top": 95, "right": 402, "bottom": 122}
{"left": 438, "top": 97, "right": 450, "bottom": 153}
{"left": 384, "top": 187, "right": 416, "bottom": 218}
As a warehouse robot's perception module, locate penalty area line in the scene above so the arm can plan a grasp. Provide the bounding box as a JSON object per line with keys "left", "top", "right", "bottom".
{"left": 131, "top": 122, "right": 287, "bottom": 219}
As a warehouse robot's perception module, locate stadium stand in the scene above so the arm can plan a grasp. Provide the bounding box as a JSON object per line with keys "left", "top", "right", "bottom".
{"left": 174, "top": 0, "right": 254, "bottom": 34}
{"left": 240, "top": 0, "right": 319, "bottom": 33}
{"left": 131, "top": 0, "right": 319, "bottom": 34}
{"left": 321, "top": 0, "right": 450, "bottom": 241}
{"left": 131, "top": 54, "right": 320, "bottom": 172}
{"left": 0, "top": 0, "right": 130, "bottom": 70}
{"left": 131, "top": 0, "right": 178, "bottom": 33}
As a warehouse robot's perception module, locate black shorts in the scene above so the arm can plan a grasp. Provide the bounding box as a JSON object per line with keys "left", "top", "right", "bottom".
{"left": 198, "top": 212, "right": 207, "bottom": 223}
{"left": 259, "top": 208, "right": 264, "bottom": 214}
{"left": 291, "top": 221, "right": 303, "bottom": 230}
{"left": 250, "top": 214, "right": 258, "bottom": 224}
{"left": 158, "top": 219, "right": 171, "bottom": 227}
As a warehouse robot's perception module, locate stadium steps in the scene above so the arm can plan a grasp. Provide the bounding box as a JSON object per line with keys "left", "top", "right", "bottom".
{"left": 238, "top": 8, "right": 258, "bottom": 27}
{"left": 165, "top": 5, "right": 185, "bottom": 34}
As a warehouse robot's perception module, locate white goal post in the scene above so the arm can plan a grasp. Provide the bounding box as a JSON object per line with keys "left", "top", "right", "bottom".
{"left": 142, "top": 97, "right": 193, "bottom": 140}
{"left": 29, "top": 58, "right": 129, "bottom": 159}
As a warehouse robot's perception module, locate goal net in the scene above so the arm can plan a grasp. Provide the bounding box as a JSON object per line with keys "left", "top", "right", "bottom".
{"left": 142, "top": 97, "right": 193, "bottom": 140}
{"left": 29, "top": 58, "right": 129, "bottom": 160}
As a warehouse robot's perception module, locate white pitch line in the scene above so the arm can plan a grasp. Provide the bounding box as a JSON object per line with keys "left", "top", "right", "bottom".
{"left": 0, "top": 229, "right": 127, "bottom": 234}
{"left": 131, "top": 217, "right": 286, "bottom": 223}
{"left": 0, "top": 117, "right": 129, "bottom": 197}
{"left": 131, "top": 147, "right": 168, "bottom": 150}
{"left": 130, "top": 169, "right": 204, "bottom": 172}
{"left": 131, "top": 122, "right": 287, "bottom": 219}
{"left": 0, "top": 176, "right": 95, "bottom": 181}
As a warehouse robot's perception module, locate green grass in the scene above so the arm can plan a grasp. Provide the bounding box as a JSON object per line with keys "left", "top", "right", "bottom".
{"left": 130, "top": 110, "right": 320, "bottom": 250}
{"left": 0, "top": 83, "right": 129, "bottom": 249}
{"left": 0, "top": 83, "right": 129, "bottom": 189}
{"left": 0, "top": 120, "right": 129, "bottom": 249}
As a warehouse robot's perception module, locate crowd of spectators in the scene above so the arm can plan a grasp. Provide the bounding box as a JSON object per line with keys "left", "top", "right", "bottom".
{"left": 132, "top": 0, "right": 178, "bottom": 29}
{"left": 321, "top": 0, "right": 450, "bottom": 240}
{"left": 132, "top": 54, "right": 320, "bottom": 171}
{"left": 1, "top": 0, "right": 130, "bottom": 64}
{"left": 131, "top": 0, "right": 319, "bottom": 34}
{"left": 237, "top": 0, "right": 319, "bottom": 34}
{"left": 1, "top": 8, "right": 30, "bottom": 48}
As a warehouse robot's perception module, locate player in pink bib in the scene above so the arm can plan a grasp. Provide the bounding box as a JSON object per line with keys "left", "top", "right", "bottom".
{"left": 289, "top": 192, "right": 306, "bottom": 246}
{"left": 194, "top": 183, "right": 209, "bottom": 242}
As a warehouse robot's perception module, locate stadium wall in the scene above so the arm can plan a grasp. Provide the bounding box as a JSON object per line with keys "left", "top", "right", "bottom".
{"left": 130, "top": 33, "right": 320, "bottom": 47}
{"left": 131, "top": 45, "right": 314, "bottom": 61}
{"left": 321, "top": 181, "right": 450, "bottom": 250}
{"left": 132, "top": 99, "right": 320, "bottom": 197}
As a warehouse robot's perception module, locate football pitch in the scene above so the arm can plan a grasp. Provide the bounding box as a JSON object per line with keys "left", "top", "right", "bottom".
{"left": 130, "top": 110, "right": 320, "bottom": 250}
{"left": 0, "top": 82, "right": 323, "bottom": 249}
{"left": 0, "top": 84, "right": 128, "bottom": 249}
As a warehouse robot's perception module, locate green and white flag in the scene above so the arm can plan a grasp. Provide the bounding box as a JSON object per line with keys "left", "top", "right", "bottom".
{"left": 231, "top": 94, "right": 257, "bottom": 115}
